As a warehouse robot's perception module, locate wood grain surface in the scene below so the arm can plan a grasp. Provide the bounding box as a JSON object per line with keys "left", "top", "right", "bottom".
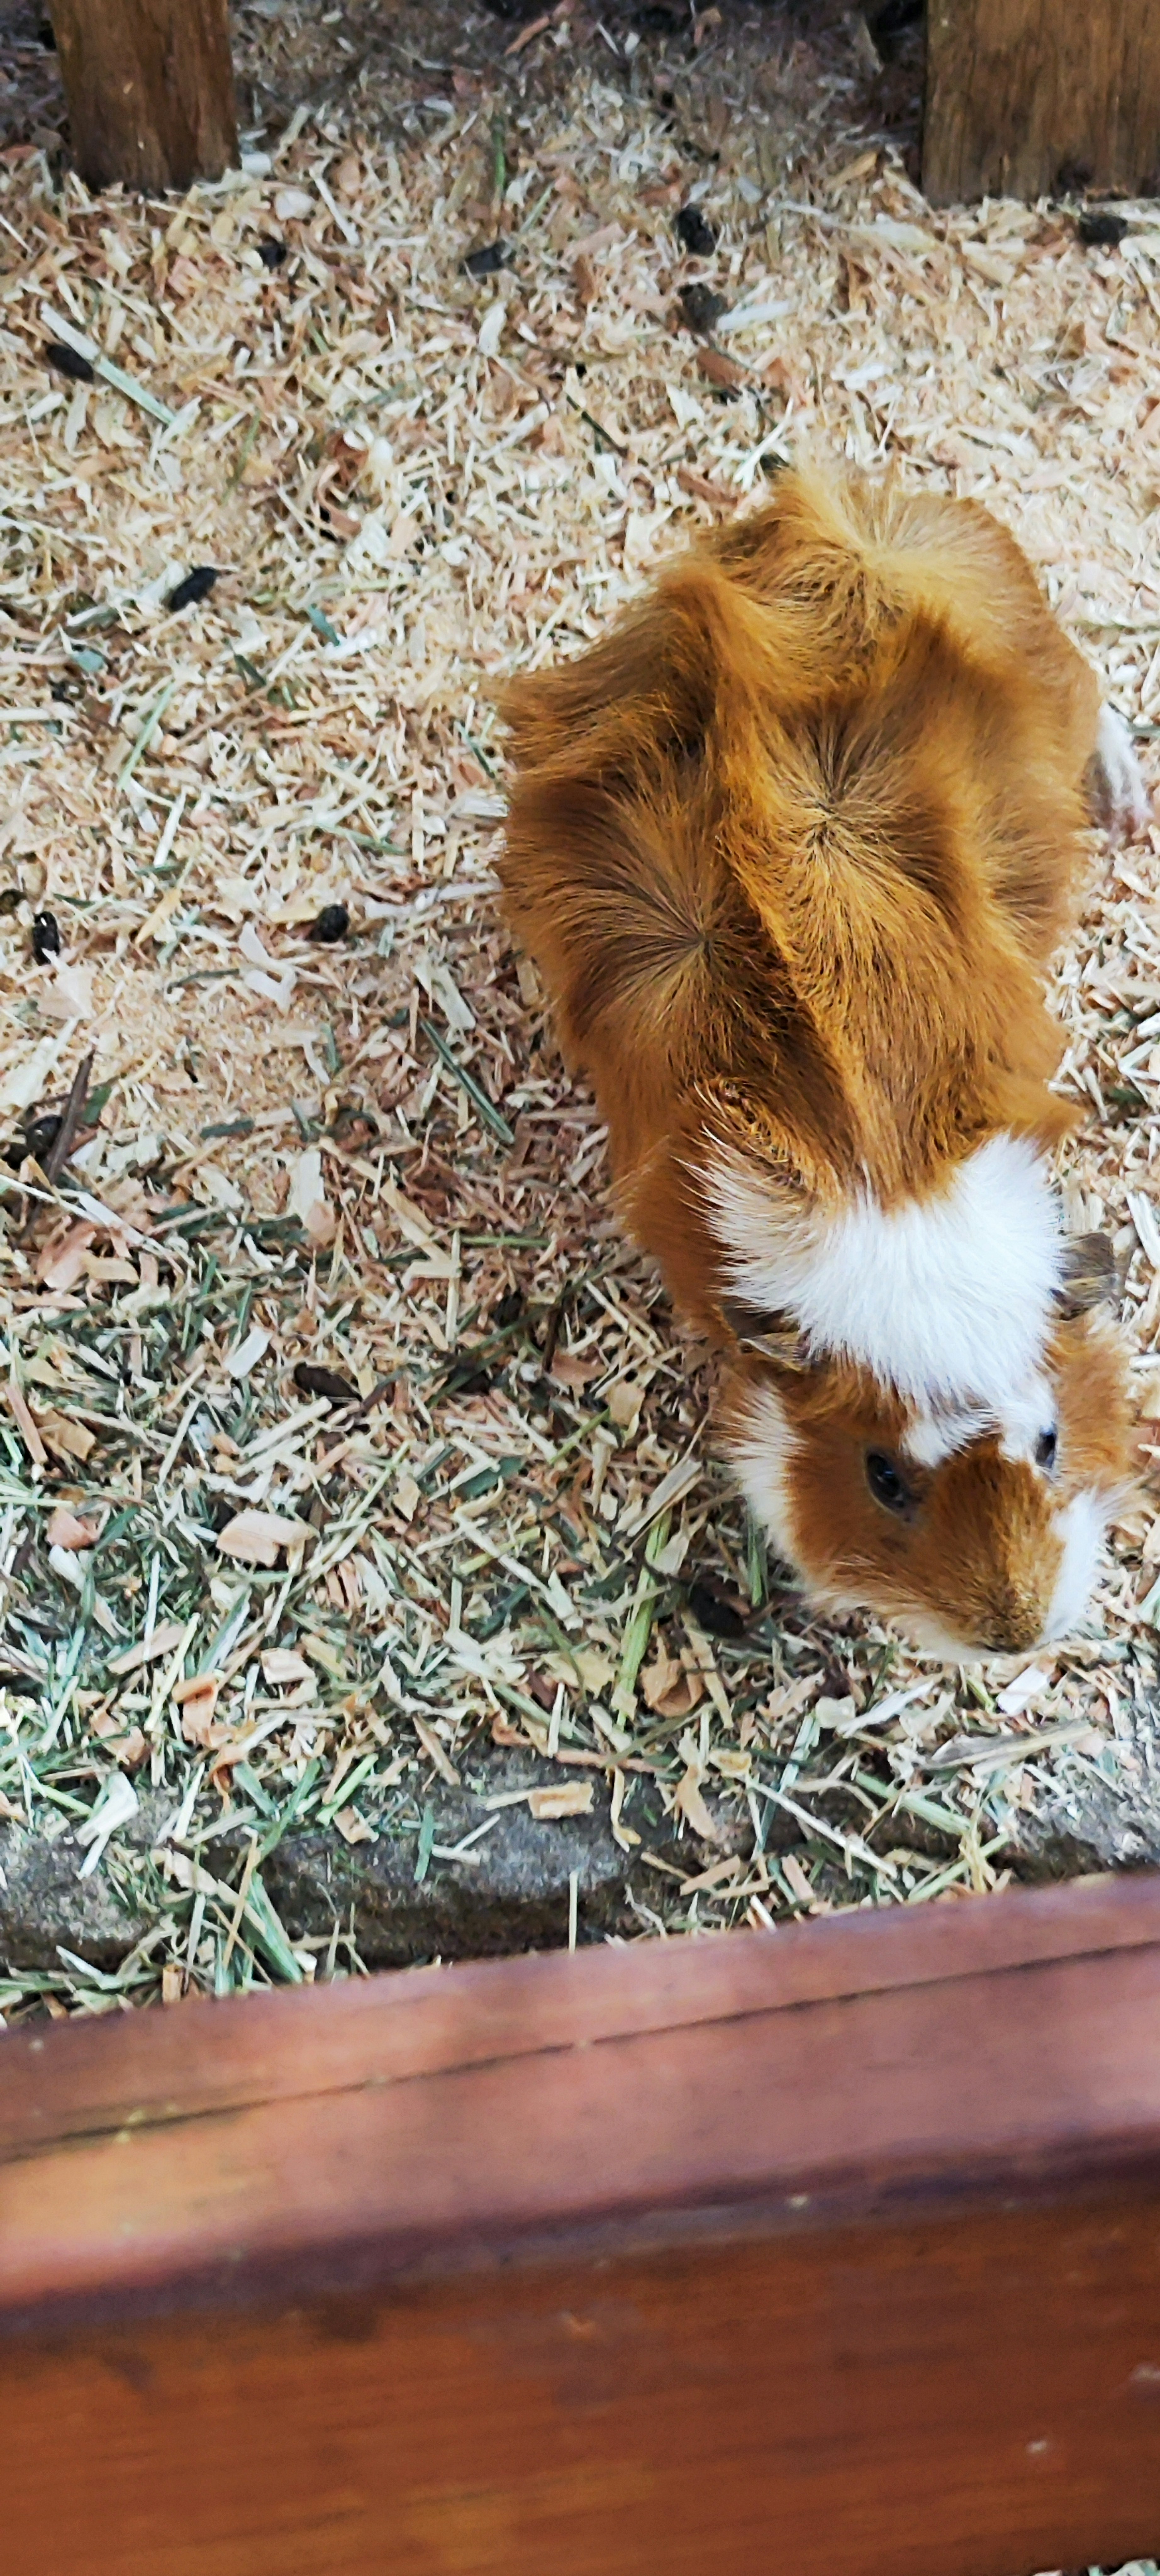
{"left": 7, "top": 1873, "right": 1160, "bottom": 2574}
{"left": 923, "top": 0, "right": 1160, "bottom": 203}
{"left": 48, "top": 0, "right": 237, "bottom": 192}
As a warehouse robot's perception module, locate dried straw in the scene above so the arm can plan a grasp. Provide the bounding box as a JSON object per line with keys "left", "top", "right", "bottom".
{"left": 0, "top": 0, "right": 1157, "bottom": 2018}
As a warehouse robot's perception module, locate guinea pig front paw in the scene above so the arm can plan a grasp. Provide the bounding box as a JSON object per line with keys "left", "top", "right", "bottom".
{"left": 1086, "top": 703, "right": 1153, "bottom": 843}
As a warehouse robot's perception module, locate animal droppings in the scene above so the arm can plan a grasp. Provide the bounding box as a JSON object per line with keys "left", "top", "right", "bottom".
{"left": 167, "top": 567, "right": 221, "bottom": 613}
{"left": 1077, "top": 210, "right": 1130, "bottom": 248}
{"left": 293, "top": 1362, "right": 360, "bottom": 1404}
{"left": 43, "top": 340, "right": 93, "bottom": 384}
{"left": 307, "top": 903, "right": 351, "bottom": 943}
{"left": 678, "top": 282, "right": 728, "bottom": 337}
{"left": 4, "top": 1111, "right": 62, "bottom": 1171}
{"left": 687, "top": 1582, "right": 749, "bottom": 1639}
{"left": 675, "top": 205, "right": 717, "bottom": 256}
{"left": 31, "top": 912, "right": 61, "bottom": 962}
{"left": 257, "top": 237, "right": 287, "bottom": 269}
{"left": 465, "top": 240, "right": 507, "bottom": 278}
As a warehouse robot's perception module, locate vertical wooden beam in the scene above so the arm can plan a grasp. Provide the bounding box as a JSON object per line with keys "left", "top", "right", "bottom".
{"left": 48, "top": 0, "right": 238, "bottom": 195}
{"left": 923, "top": 0, "right": 1160, "bottom": 206}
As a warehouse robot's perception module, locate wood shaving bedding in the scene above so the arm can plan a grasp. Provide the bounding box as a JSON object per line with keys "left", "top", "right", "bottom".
{"left": 0, "top": 0, "right": 1157, "bottom": 2018}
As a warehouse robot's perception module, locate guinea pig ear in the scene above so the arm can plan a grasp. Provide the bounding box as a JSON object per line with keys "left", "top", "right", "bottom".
{"left": 1054, "top": 1230, "right": 1120, "bottom": 1318}
{"left": 720, "top": 1295, "right": 812, "bottom": 1370}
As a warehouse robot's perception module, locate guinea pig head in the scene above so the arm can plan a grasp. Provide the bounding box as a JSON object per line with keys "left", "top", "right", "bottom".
{"left": 722, "top": 1315, "right": 1130, "bottom": 1658}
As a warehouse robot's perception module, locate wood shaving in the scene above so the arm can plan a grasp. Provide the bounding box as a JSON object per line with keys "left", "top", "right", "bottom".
{"left": 0, "top": 0, "right": 1158, "bottom": 2019}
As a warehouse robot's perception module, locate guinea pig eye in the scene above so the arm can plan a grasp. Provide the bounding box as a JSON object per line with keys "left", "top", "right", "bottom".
{"left": 865, "top": 1450, "right": 913, "bottom": 1516}
{"left": 1035, "top": 1427, "right": 1058, "bottom": 1471}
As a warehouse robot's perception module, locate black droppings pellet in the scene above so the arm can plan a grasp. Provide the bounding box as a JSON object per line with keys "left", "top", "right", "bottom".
{"left": 24, "top": 1109, "right": 64, "bottom": 1160}
{"left": 675, "top": 204, "right": 717, "bottom": 256}
{"left": 308, "top": 902, "right": 350, "bottom": 944}
{"left": 687, "top": 1580, "right": 748, "bottom": 1639}
{"left": 0, "top": 887, "right": 21, "bottom": 915}
{"left": 494, "top": 1286, "right": 523, "bottom": 1330}
{"left": 293, "top": 1362, "right": 360, "bottom": 1405}
{"left": 678, "top": 281, "right": 727, "bottom": 336}
{"left": 31, "top": 911, "right": 61, "bottom": 962}
{"left": 1077, "top": 209, "right": 1129, "bottom": 247}
{"left": 4, "top": 1110, "right": 62, "bottom": 1170}
{"left": 167, "top": 566, "right": 221, "bottom": 613}
{"left": 44, "top": 340, "right": 94, "bottom": 384}
{"left": 258, "top": 237, "right": 288, "bottom": 269}
{"left": 465, "top": 239, "right": 506, "bottom": 279}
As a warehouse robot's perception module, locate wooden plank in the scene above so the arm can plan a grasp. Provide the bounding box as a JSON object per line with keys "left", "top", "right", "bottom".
{"left": 6, "top": 1872, "right": 1160, "bottom": 2573}
{"left": 8, "top": 1864, "right": 1157, "bottom": 2153}
{"left": 923, "top": 0, "right": 1160, "bottom": 206}
{"left": 48, "top": 0, "right": 237, "bottom": 194}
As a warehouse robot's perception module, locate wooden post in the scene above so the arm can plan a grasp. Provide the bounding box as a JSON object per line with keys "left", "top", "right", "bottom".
{"left": 8, "top": 1874, "right": 1160, "bottom": 2574}
{"left": 48, "top": 0, "right": 238, "bottom": 195}
{"left": 924, "top": 0, "right": 1160, "bottom": 205}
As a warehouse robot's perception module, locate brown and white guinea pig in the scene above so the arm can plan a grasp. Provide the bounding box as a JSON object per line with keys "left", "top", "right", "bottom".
{"left": 498, "top": 466, "right": 1149, "bottom": 1659}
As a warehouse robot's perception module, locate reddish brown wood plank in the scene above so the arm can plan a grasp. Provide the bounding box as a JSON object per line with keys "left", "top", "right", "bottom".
{"left": 5, "top": 1864, "right": 1157, "bottom": 2152}
{"left": 924, "top": 0, "right": 1160, "bottom": 205}
{"left": 9, "top": 2198, "right": 1160, "bottom": 2576}
{"left": 6, "top": 1920, "right": 1160, "bottom": 2326}
{"left": 48, "top": 0, "right": 237, "bottom": 194}
{"left": 7, "top": 1875, "right": 1160, "bottom": 2574}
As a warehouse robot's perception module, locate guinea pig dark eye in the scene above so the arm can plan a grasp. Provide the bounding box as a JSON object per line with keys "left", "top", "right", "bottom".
{"left": 865, "top": 1450, "right": 913, "bottom": 1516}
{"left": 1035, "top": 1427, "right": 1058, "bottom": 1471}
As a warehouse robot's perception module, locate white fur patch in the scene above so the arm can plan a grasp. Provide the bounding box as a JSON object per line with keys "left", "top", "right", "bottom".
{"left": 1095, "top": 704, "right": 1150, "bottom": 844}
{"left": 706, "top": 1132, "right": 1062, "bottom": 1413}
{"left": 1043, "top": 1490, "right": 1106, "bottom": 1641}
{"left": 724, "top": 1378, "right": 801, "bottom": 1567}
{"left": 903, "top": 1613, "right": 991, "bottom": 1666}
{"left": 904, "top": 1378, "right": 1056, "bottom": 1469}
{"left": 903, "top": 1406, "right": 992, "bottom": 1469}
{"left": 996, "top": 1378, "right": 1057, "bottom": 1465}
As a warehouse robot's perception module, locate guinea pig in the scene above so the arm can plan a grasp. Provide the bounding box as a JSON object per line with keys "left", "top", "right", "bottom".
{"left": 498, "top": 465, "right": 1146, "bottom": 1658}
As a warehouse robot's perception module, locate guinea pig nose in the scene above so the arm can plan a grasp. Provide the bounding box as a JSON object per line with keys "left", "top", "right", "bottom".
{"left": 978, "top": 1594, "right": 1044, "bottom": 1655}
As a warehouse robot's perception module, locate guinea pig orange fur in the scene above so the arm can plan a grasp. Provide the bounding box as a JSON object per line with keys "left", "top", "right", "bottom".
{"left": 498, "top": 466, "right": 1142, "bottom": 1657}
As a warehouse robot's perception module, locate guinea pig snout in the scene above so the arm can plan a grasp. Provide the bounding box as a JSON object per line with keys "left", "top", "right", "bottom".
{"left": 903, "top": 1446, "right": 1107, "bottom": 1660}
{"left": 945, "top": 1480, "right": 1107, "bottom": 1657}
{"left": 969, "top": 1586, "right": 1051, "bottom": 1657}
